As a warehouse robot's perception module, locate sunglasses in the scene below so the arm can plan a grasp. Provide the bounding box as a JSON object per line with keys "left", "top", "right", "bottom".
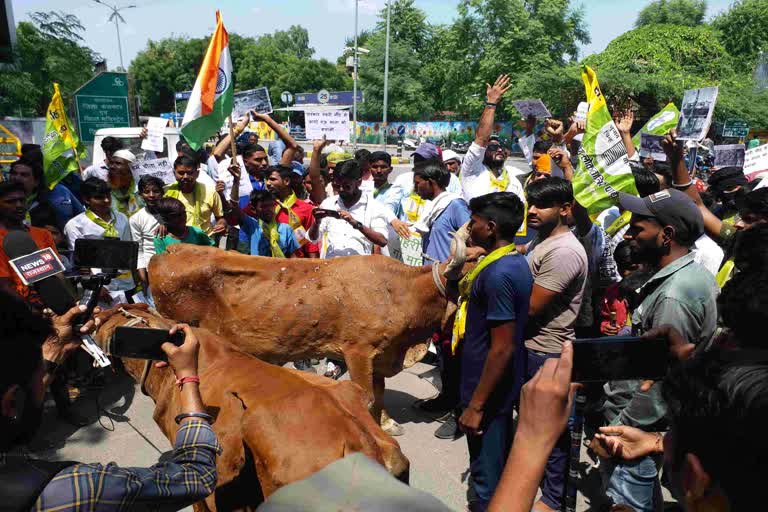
{"left": 487, "top": 144, "right": 503, "bottom": 152}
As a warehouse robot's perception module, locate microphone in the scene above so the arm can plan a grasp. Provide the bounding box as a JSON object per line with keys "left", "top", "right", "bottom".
{"left": 3, "top": 230, "right": 111, "bottom": 367}
{"left": 3, "top": 230, "right": 77, "bottom": 314}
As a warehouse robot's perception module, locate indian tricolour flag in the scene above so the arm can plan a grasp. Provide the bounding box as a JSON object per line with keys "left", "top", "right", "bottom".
{"left": 181, "top": 11, "right": 233, "bottom": 150}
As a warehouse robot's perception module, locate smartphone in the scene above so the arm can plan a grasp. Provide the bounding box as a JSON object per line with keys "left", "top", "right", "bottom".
{"left": 110, "top": 326, "right": 185, "bottom": 361}
{"left": 314, "top": 208, "right": 341, "bottom": 219}
{"left": 74, "top": 239, "right": 139, "bottom": 270}
{"left": 572, "top": 336, "right": 668, "bottom": 383}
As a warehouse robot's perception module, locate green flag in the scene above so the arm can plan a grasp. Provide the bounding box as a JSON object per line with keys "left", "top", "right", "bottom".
{"left": 43, "top": 83, "right": 85, "bottom": 188}
{"left": 574, "top": 66, "right": 638, "bottom": 219}
{"left": 631, "top": 102, "right": 680, "bottom": 148}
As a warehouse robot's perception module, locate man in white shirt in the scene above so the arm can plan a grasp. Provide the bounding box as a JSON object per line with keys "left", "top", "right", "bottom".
{"left": 64, "top": 177, "right": 135, "bottom": 304}
{"left": 82, "top": 136, "right": 123, "bottom": 181}
{"left": 460, "top": 75, "right": 525, "bottom": 203}
{"left": 130, "top": 175, "right": 163, "bottom": 296}
{"left": 308, "top": 159, "right": 389, "bottom": 379}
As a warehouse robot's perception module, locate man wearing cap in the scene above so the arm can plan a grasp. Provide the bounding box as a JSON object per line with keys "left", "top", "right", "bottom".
{"left": 395, "top": 143, "right": 462, "bottom": 224}
{"left": 82, "top": 136, "right": 123, "bottom": 182}
{"left": 107, "top": 149, "right": 142, "bottom": 217}
{"left": 595, "top": 188, "right": 717, "bottom": 512}
{"left": 442, "top": 150, "right": 462, "bottom": 175}
{"left": 707, "top": 166, "right": 747, "bottom": 224}
{"left": 460, "top": 76, "right": 525, "bottom": 203}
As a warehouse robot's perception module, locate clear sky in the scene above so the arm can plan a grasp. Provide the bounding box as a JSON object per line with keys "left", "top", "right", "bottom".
{"left": 11, "top": 0, "right": 736, "bottom": 71}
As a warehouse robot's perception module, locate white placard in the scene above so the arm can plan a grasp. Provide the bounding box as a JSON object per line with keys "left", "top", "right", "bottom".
{"left": 574, "top": 102, "right": 588, "bottom": 122}
{"left": 216, "top": 156, "right": 253, "bottom": 199}
{"left": 141, "top": 117, "right": 167, "bottom": 153}
{"left": 639, "top": 133, "right": 667, "bottom": 162}
{"left": 130, "top": 158, "right": 175, "bottom": 185}
{"left": 513, "top": 99, "right": 552, "bottom": 119}
{"left": 713, "top": 144, "right": 746, "bottom": 168}
{"left": 676, "top": 87, "right": 719, "bottom": 141}
{"left": 305, "top": 109, "right": 350, "bottom": 141}
{"left": 743, "top": 144, "right": 768, "bottom": 176}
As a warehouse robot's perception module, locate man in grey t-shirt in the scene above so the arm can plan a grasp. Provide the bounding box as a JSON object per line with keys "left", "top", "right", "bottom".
{"left": 519, "top": 177, "right": 587, "bottom": 512}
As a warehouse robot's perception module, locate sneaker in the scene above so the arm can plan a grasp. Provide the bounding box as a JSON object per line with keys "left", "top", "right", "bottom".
{"left": 434, "top": 412, "right": 462, "bottom": 439}
{"left": 293, "top": 359, "right": 316, "bottom": 373}
{"left": 414, "top": 394, "right": 455, "bottom": 415}
{"left": 323, "top": 360, "right": 347, "bottom": 380}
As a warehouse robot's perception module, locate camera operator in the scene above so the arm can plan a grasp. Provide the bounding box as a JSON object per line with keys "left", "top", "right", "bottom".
{"left": 0, "top": 291, "right": 219, "bottom": 510}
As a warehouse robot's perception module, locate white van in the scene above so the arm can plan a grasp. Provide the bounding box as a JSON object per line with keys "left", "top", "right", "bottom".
{"left": 91, "top": 127, "right": 182, "bottom": 167}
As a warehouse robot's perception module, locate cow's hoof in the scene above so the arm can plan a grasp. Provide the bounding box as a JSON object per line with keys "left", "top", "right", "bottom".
{"left": 382, "top": 417, "right": 405, "bottom": 436}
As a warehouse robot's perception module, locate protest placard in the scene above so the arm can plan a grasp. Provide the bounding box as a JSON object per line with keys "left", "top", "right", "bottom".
{"left": 714, "top": 144, "right": 746, "bottom": 168}
{"left": 233, "top": 87, "right": 273, "bottom": 118}
{"left": 388, "top": 231, "right": 423, "bottom": 267}
{"left": 141, "top": 117, "right": 167, "bottom": 153}
{"left": 305, "top": 109, "right": 350, "bottom": 141}
{"left": 574, "top": 102, "right": 588, "bottom": 122}
{"left": 639, "top": 133, "right": 667, "bottom": 161}
{"left": 743, "top": 144, "right": 768, "bottom": 177}
{"left": 676, "top": 87, "right": 719, "bottom": 141}
{"left": 512, "top": 99, "right": 552, "bottom": 119}
{"left": 130, "top": 158, "right": 175, "bottom": 185}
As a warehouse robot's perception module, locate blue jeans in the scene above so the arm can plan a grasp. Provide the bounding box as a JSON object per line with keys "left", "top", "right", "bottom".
{"left": 601, "top": 455, "right": 662, "bottom": 512}
{"left": 525, "top": 349, "right": 569, "bottom": 511}
{"left": 465, "top": 413, "right": 512, "bottom": 511}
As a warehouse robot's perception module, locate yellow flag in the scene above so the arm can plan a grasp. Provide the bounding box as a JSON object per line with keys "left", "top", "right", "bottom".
{"left": 43, "top": 83, "right": 84, "bottom": 188}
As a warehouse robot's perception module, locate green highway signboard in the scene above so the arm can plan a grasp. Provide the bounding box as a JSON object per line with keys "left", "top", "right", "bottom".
{"left": 74, "top": 72, "right": 130, "bottom": 142}
{"left": 722, "top": 119, "right": 749, "bottom": 139}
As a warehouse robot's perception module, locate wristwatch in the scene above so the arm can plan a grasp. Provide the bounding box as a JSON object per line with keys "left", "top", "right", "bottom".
{"left": 353, "top": 220, "right": 364, "bottom": 230}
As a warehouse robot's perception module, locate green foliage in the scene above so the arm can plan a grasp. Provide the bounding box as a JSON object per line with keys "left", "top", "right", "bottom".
{"left": 130, "top": 29, "right": 350, "bottom": 115}
{"left": 635, "top": 0, "right": 707, "bottom": 28}
{"left": 712, "top": 0, "right": 768, "bottom": 72}
{"left": 0, "top": 12, "right": 98, "bottom": 117}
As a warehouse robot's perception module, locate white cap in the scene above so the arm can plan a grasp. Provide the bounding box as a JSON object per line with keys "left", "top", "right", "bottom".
{"left": 112, "top": 149, "right": 136, "bottom": 163}
{"left": 442, "top": 149, "right": 461, "bottom": 163}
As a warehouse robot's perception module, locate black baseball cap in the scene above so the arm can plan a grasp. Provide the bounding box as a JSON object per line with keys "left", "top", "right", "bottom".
{"left": 619, "top": 189, "right": 704, "bottom": 246}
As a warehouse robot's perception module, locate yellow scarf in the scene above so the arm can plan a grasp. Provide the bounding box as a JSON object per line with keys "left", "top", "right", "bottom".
{"left": 605, "top": 210, "right": 632, "bottom": 237}
{"left": 275, "top": 192, "right": 308, "bottom": 247}
{"left": 260, "top": 219, "right": 285, "bottom": 258}
{"left": 165, "top": 183, "right": 203, "bottom": 227}
{"left": 111, "top": 183, "right": 140, "bottom": 218}
{"left": 404, "top": 193, "right": 426, "bottom": 222}
{"left": 85, "top": 209, "right": 119, "bottom": 238}
{"left": 451, "top": 243, "right": 518, "bottom": 354}
{"left": 488, "top": 168, "right": 510, "bottom": 192}
{"left": 716, "top": 258, "right": 735, "bottom": 289}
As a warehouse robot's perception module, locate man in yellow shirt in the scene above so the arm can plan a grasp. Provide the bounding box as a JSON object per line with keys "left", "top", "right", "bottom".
{"left": 165, "top": 154, "right": 226, "bottom": 236}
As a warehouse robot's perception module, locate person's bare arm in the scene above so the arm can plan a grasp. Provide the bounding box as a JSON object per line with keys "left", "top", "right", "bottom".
{"left": 564, "top": 118, "right": 585, "bottom": 145}
{"left": 252, "top": 111, "right": 299, "bottom": 166}
{"left": 545, "top": 119, "right": 565, "bottom": 145}
{"left": 529, "top": 284, "right": 559, "bottom": 317}
{"left": 41, "top": 305, "right": 101, "bottom": 390}
{"left": 616, "top": 110, "right": 636, "bottom": 159}
{"left": 474, "top": 74, "right": 511, "bottom": 146}
{"left": 550, "top": 148, "right": 592, "bottom": 236}
{"left": 458, "top": 322, "right": 516, "bottom": 436}
{"left": 212, "top": 116, "right": 249, "bottom": 162}
{"left": 489, "top": 342, "right": 576, "bottom": 512}
{"left": 309, "top": 137, "right": 330, "bottom": 205}
{"left": 663, "top": 129, "right": 723, "bottom": 239}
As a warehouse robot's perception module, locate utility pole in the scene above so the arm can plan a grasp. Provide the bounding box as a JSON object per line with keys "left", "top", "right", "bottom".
{"left": 352, "top": 0, "right": 359, "bottom": 151}
{"left": 382, "top": 0, "right": 391, "bottom": 151}
{"left": 93, "top": 0, "right": 136, "bottom": 71}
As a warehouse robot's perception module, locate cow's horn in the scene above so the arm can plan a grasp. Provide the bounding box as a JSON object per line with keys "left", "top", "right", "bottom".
{"left": 443, "top": 223, "right": 468, "bottom": 280}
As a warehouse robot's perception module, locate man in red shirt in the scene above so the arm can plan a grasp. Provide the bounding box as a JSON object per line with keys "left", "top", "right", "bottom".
{"left": 263, "top": 165, "right": 320, "bottom": 258}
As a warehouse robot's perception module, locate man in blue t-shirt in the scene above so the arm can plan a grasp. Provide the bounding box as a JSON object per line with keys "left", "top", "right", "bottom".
{"left": 227, "top": 189, "right": 300, "bottom": 258}
{"left": 456, "top": 192, "right": 532, "bottom": 511}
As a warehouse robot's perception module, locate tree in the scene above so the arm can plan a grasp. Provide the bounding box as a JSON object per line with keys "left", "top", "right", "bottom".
{"left": 0, "top": 11, "right": 98, "bottom": 116}
{"left": 635, "top": 0, "right": 707, "bottom": 27}
{"left": 257, "top": 25, "right": 315, "bottom": 59}
{"left": 376, "top": 0, "right": 432, "bottom": 55}
{"left": 712, "top": 0, "right": 768, "bottom": 72}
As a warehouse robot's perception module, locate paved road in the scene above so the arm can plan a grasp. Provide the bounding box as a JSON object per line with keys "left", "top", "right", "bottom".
{"left": 28, "top": 358, "right": 622, "bottom": 511}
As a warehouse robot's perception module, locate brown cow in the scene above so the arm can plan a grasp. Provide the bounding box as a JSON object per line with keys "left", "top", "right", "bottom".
{"left": 92, "top": 304, "right": 409, "bottom": 511}
{"left": 149, "top": 240, "right": 467, "bottom": 436}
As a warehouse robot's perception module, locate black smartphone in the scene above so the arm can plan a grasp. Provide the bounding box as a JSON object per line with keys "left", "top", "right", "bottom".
{"left": 572, "top": 336, "right": 668, "bottom": 383}
{"left": 110, "top": 326, "right": 185, "bottom": 361}
{"left": 314, "top": 208, "right": 341, "bottom": 219}
{"left": 74, "top": 239, "right": 139, "bottom": 270}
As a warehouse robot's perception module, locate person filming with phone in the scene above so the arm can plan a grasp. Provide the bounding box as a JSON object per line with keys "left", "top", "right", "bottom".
{"left": 0, "top": 290, "right": 219, "bottom": 510}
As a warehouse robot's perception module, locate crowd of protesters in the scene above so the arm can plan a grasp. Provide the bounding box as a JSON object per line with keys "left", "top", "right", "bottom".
{"left": 0, "top": 72, "right": 766, "bottom": 511}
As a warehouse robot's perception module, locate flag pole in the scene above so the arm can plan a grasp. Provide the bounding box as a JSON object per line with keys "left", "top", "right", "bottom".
{"left": 228, "top": 115, "right": 237, "bottom": 159}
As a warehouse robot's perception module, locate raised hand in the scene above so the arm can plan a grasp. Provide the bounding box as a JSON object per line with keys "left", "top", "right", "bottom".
{"left": 313, "top": 135, "right": 330, "bottom": 153}
{"left": 615, "top": 110, "right": 634, "bottom": 134}
{"left": 545, "top": 119, "right": 564, "bottom": 137}
{"left": 662, "top": 128, "right": 685, "bottom": 165}
{"left": 486, "top": 74, "right": 512, "bottom": 104}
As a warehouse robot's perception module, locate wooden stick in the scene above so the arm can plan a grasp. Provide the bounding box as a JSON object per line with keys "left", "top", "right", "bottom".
{"left": 228, "top": 115, "right": 237, "bottom": 159}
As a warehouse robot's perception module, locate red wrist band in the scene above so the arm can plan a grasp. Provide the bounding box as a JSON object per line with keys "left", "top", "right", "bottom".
{"left": 176, "top": 375, "right": 200, "bottom": 389}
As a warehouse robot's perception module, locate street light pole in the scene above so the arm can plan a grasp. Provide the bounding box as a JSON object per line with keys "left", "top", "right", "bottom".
{"left": 352, "top": 0, "right": 359, "bottom": 151}
{"left": 93, "top": 0, "right": 136, "bottom": 71}
{"left": 382, "top": 0, "right": 391, "bottom": 151}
